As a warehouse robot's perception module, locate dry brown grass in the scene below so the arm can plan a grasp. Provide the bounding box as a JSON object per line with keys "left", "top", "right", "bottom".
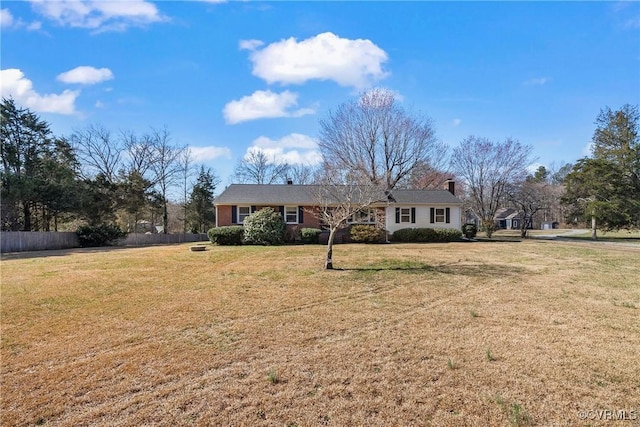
{"left": 1, "top": 241, "right": 639, "bottom": 426}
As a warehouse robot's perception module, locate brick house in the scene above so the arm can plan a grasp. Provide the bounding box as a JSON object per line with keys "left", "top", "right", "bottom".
{"left": 214, "top": 183, "right": 463, "bottom": 239}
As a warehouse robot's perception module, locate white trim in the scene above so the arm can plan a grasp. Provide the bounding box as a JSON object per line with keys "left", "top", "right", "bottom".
{"left": 237, "top": 205, "right": 251, "bottom": 224}
{"left": 284, "top": 206, "right": 299, "bottom": 224}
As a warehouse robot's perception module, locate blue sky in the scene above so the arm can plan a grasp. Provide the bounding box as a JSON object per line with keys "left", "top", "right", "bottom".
{"left": 2, "top": 1, "right": 639, "bottom": 187}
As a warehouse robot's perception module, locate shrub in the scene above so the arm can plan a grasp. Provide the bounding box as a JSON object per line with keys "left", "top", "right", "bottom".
{"left": 208, "top": 226, "right": 244, "bottom": 245}
{"left": 301, "top": 228, "right": 322, "bottom": 244}
{"left": 243, "top": 207, "right": 286, "bottom": 245}
{"left": 391, "top": 227, "right": 462, "bottom": 243}
{"left": 481, "top": 219, "right": 497, "bottom": 238}
{"left": 76, "top": 224, "right": 126, "bottom": 247}
{"left": 349, "top": 224, "right": 385, "bottom": 243}
{"left": 462, "top": 223, "right": 478, "bottom": 239}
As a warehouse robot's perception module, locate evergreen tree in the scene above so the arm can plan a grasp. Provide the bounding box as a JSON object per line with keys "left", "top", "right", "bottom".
{"left": 187, "top": 166, "right": 218, "bottom": 233}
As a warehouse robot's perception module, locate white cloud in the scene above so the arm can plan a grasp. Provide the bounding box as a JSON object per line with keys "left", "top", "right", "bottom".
{"left": 239, "top": 39, "right": 264, "bottom": 51}
{"left": 1, "top": 8, "right": 14, "bottom": 27}
{"left": 0, "top": 68, "right": 79, "bottom": 115}
{"left": 1, "top": 7, "right": 40, "bottom": 30}
{"left": 189, "top": 146, "right": 232, "bottom": 162}
{"left": 223, "top": 89, "right": 314, "bottom": 124}
{"left": 523, "top": 77, "right": 549, "bottom": 86}
{"left": 57, "top": 66, "right": 114, "bottom": 85}
{"left": 246, "top": 134, "right": 322, "bottom": 166}
{"left": 246, "top": 32, "right": 389, "bottom": 88}
{"left": 452, "top": 118, "right": 462, "bottom": 127}
{"left": 29, "top": 0, "right": 166, "bottom": 32}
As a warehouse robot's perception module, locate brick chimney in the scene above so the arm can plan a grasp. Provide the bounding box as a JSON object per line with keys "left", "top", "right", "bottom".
{"left": 445, "top": 179, "right": 455, "bottom": 195}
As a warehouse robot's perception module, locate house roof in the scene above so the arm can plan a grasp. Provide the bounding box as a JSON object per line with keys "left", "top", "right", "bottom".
{"left": 215, "top": 184, "right": 462, "bottom": 206}
{"left": 494, "top": 208, "right": 520, "bottom": 219}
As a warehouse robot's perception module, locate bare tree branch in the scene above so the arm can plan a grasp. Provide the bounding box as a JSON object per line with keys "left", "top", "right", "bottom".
{"left": 318, "top": 88, "right": 443, "bottom": 189}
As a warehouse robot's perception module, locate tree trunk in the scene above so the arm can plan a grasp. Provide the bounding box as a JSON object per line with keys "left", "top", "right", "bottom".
{"left": 163, "top": 201, "right": 168, "bottom": 234}
{"left": 23, "top": 201, "right": 32, "bottom": 231}
{"left": 325, "top": 227, "right": 337, "bottom": 269}
{"left": 591, "top": 214, "right": 597, "bottom": 240}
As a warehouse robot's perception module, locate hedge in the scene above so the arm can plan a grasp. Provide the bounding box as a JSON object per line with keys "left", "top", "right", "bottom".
{"left": 76, "top": 224, "right": 126, "bottom": 247}
{"left": 350, "top": 224, "right": 385, "bottom": 243}
{"left": 301, "top": 228, "right": 322, "bottom": 244}
{"left": 391, "top": 227, "right": 462, "bottom": 243}
{"left": 208, "top": 226, "right": 244, "bottom": 245}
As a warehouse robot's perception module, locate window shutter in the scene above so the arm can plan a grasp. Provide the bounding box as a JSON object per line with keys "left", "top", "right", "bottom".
{"left": 298, "top": 206, "right": 304, "bottom": 223}
{"left": 411, "top": 207, "right": 416, "bottom": 224}
{"left": 251, "top": 205, "right": 257, "bottom": 213}
{"left": 395, "top": 207, "right": 400, "bottom": 223}
{"left": 430, "top": 207, "right": 435, "bottom": 224}
{"left": 446, "top": 207, "right": 450, "bottom": 224}
{"left": 231, "top": 205, "right": 237, "bottom": 224}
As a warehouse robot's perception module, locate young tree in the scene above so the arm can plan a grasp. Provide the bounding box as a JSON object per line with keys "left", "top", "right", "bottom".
{"left": 233, "top": 149, "right": 289, "bottom": 184}
{"left": 450, "top": 136, "right": 534, "bottom": 237}
{"left": 314, "top": 169, "right": 384, "bottom": 269}
{"left": 318, "top": 88, "right": 444, "bottom": 189}
{"left": 186, "top": 166, "right": 219, "bottom": 233}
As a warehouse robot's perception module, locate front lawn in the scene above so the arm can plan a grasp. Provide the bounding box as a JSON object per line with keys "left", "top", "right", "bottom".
{"left": 1, "top": 241, "right": 639, "bottom": 426}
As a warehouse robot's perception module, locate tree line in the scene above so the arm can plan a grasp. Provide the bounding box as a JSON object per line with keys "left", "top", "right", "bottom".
{"left": 1, "top": 98, "right": 218, "bottom": 234}
{"left": 2, "top": 93, "right": 638, "bottom": 239}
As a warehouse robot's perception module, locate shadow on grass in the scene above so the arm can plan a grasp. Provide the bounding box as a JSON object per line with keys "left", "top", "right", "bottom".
{"left": 336, "top": 259, "right": 526, "bottom": 277}
{"left": 1, "top": 245, "right": 142, "bottom": 261}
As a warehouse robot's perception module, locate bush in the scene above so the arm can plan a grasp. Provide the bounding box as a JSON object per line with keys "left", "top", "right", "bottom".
{"left": 76, "top": 224, "right": 126, "bottom": 247}
{"left": 208, "top": 226, "right": 244, "bottom": 245}
{"left": 301, "top": 228, "right": 322, "bottom": 244}
{"left": 243, "top": 207, "right": 286, "bottom": 245}
{"left": 391, "top": 227, "right": 462, "bottom": 243}
{"left": 462, "top": 223, "right": 478, "bottom": 239}
{"left": 350, "top": 224, "right": 385, "bottom": 243}
{"left": 481, "top": 219, "right": 497, "bottom": 238}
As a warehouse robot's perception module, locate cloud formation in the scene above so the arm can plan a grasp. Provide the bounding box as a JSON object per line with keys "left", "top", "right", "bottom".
{"left": 247, "top": 133, "right": 322, "bottom": 166}
{"left": 1, "top": 8, "right": 14, "bottom": 27}
{"left": 0, "top": 68, "right": 79, "bottom": 115}
{"left": 57, "top": 66, "right": 114, "bottom": 85}
{"left": 223, "top": 90, "right": 314, "bottom": 124}
{"left": 1, "top": 7, "right": 41, "bottom": 30}
{"left": 245, "top": 32, "right": 389, "bottom": 88}
{"left": 189, "top": 146, "right": 232, "bottom": 162}
{"left": 29, "top": 0, "right": 166, "bottom": 32}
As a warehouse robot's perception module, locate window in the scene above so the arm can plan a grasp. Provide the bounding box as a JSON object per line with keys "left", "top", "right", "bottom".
{"left": 400, "top": 208, "right": 412, "bottom": 223}
{"left": 349, "top": 209, "right": 376, "bottom": 224}
{"left": 435, "top": 208, "right": 445, "bottom": 223}
{"left": 237, "top": 206, "right": 251, "bottom": 223}
{"left": 284, "top": 206, "right": 298, "bottom": 224}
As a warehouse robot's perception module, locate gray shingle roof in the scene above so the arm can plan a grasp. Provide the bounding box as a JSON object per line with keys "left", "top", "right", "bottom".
{"left": 215, "top": 184, "right": 462, "bottom": 206}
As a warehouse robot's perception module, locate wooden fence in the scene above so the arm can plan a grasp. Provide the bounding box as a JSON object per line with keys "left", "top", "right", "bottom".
{"left": 1, "top": 232, "right": 209, "bottom": 253}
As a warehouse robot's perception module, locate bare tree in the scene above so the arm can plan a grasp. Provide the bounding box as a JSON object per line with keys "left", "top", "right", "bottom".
{"left": 314, "top": 168, "right": 384, "bottom": 269}
{"left": 178, "top": 148, "right": 194, "bottom": 233}
{"left": 318, "top": 88, "right": 444, "bottom": 189}
{"left": 233, "top": 149, "right": 289, "bottom": 184}
{"left": 450, "top": 136, "right": 534, "bottom": 237}
{"left": 288, "top": 164, "right": 319, "bottom": 184}
{"left": 149, "top": 127, "right": 186, "bottom": 233}
{"left": 507, "top": 180, "right": 550, "bottom": 238}
{"left": 121, "top": 130, "right": 156, "bottom": 178}
{"left": 70, "top": 124, "right": 122, "bottom": 183}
